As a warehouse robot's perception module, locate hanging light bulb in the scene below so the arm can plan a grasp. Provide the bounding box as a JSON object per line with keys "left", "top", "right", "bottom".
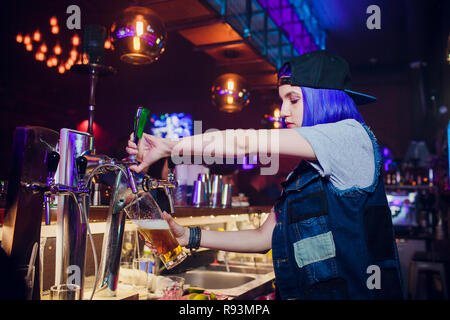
{"left": 23, "top": 34, "right": 31, "bottom": 45}
{"left": 46, "top": 59, "right": 53, "bottom": 68}
{"left": 72, "top": 34, "right": 80, "bottom": 46}
{"left": 112, "top": 6, "right": 167, "bottom": 65}
{"left": 53, "top": 43, "right": 62, "bottom": 55}
{"left": 51, "top": 25, "right": 59, "bottom": 34}
{"left": 50, "top": 16, "right": 58, "bottom": 26}
{"left": 104, "top": 39, "right": 112, "bottom": 49}
{"left": 35, "top": 52, "right": 45, "bottom": 61}
{"left": 16, "top": 34, "right": 23, "bottom": 43}
{"left": 58, "top": 65, "right": 65, "bottom": 74}
{"left": 211, "top": 73, "right": 250, "bottom": 113}
{"left": 40, "top": 43, "right": 48, "bottom": 53}
{"left": 33, "top": 30, "right": 41, "bottom": 42}
{"left": 70, "top": 48, "right": 78, "bottom": 59}
{"left": 25, "top": 43, "right": 33, "bottom": 51}
{"left": 35, "top": 51, "right": 45, "bottom": 61}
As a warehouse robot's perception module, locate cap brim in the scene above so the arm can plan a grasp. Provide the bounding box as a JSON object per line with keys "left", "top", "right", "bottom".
{"left": 344, "top": 89, "right": 377, "bottom": 105}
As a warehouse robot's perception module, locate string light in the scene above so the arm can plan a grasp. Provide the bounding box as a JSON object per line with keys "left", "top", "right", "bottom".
{"left": 23, "top": 35, "right": 31, "bottom": 45}
{"left": 70, "top": 48, "right": 78, "bottom": 59}
{"left": 53, "top": 43, "right": 62, "bottom": 55}
{"left": 40, "top": 43, "right": 48, "bottom": 53}
{"left": 33, "top": 30, "right": 41, "bottom": 42}
{"left": 35, "top": 52, "right": 45, "bottom": 61}
{"left": 72, "top": 34, "right": 80, "bottom": 46}
{"left": 16, "top": 15, "right": 106, "bottom": 74}
{"left": 50, "top": 16, "right": 58, "bottom": 26}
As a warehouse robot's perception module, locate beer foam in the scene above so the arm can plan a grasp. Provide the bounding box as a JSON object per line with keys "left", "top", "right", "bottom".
{"left": 133, "top": 219, "right": 170, "bottom": 230}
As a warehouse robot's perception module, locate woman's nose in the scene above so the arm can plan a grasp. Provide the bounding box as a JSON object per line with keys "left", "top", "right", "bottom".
{"left": 280, "top": 103, "right": 290, "bottom": 117}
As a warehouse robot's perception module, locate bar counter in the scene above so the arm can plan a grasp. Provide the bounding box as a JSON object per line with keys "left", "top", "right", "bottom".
{"left": 31, "top": 205, "right": 274, "bottom": 224}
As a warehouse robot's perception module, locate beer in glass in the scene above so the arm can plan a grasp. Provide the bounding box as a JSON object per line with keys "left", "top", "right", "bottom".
{"left": 124, "top": 192, "right": 187, "bottom": 269}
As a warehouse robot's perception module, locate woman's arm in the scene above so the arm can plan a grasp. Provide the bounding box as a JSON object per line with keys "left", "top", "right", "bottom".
{"left": 127, "top": 128, "right": 316, "bottom": 173}
{"left": 162, "top": 208, "right": 277, "bottom": 253}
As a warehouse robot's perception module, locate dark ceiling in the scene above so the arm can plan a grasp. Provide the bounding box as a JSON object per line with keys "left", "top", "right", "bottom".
{"left": 0, "top": 0, "right": 449, "bottom": 178}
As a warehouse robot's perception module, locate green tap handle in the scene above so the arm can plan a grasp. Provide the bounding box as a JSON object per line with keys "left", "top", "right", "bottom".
{"left": 133, "top": 107, "right": 150, "bottom": 144}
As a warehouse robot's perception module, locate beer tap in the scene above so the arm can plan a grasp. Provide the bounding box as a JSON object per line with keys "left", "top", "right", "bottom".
{"left": 21, "top": 151, "right": 90, "bottom": 225}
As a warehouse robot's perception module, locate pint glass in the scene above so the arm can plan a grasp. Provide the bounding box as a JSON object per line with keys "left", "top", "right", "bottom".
{"left": 123, "top": 191, "right": 187, "bottom": 269}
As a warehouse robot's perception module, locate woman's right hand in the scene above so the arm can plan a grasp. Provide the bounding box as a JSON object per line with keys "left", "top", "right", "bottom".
{"left": 161, "top": 211, "right": 190, "bottom": 247}
{"left": 141, "top": 212, "right": 190, "bottom": 252}
{"left": 126, "top": 133, "right": 176, "bottom": 173}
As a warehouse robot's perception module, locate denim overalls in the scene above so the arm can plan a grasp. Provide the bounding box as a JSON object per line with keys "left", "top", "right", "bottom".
{"left": 271, "top": 125, "right": 404, "bottom": 300}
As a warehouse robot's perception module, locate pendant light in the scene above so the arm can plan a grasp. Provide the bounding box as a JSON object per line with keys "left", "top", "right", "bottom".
{"left": 112, "top": 6, "right": 167, "bottom": 65}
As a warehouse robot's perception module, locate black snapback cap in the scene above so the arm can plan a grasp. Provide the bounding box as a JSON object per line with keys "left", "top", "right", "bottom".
{"left": 278, "top": 50, "right": 377, "bottom": 105}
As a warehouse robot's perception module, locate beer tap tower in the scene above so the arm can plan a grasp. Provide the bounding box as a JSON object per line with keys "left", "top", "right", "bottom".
{"left": 1, "top": 25, "right": 178, "bottom": 300}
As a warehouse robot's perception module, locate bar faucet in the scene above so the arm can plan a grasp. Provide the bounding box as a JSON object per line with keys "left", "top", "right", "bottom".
{"left": 22, "top": 151, "right": 91, "bottom": 223}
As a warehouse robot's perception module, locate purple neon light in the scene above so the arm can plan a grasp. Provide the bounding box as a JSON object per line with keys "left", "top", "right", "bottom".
{"left": 242, "top": 155, "right": 258, "bottom": 170}
{"left": 116, "top": 27, "right": 158, "bottom": 46}
{"left": 258, "top": 0, "right": 319, "bottom": 54}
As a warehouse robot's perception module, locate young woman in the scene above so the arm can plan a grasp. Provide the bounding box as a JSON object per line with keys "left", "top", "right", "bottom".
{"left": 126, "top": 50, "right": 404, "bottom": 300}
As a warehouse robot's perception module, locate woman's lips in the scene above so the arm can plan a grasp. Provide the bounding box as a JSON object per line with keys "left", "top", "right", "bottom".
{"left": 286, "top": 122, "right": 295, "bottom": 128}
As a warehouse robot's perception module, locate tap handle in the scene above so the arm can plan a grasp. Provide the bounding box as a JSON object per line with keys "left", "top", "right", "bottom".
{"left": 46, "top": 151, "right": 60, "bottom": 178}
{"left": 76, "top": 156, "right": 88, "bottom": 177}
{"left": 132, "top": 106, "right": 150, "bottom": 145}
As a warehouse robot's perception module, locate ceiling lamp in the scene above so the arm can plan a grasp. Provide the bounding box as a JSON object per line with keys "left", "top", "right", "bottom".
{"left": 264, "top": 105, "right": 283, "bottom": 128}
{"left": 211, "top": 73, "right": 250, "bottom": 113}
{"left": 112, "top": 6, "right": 167, "bottom": 65}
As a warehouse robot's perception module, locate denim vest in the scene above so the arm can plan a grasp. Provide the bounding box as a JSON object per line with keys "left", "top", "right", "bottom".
{"left": 271, "top": 125, "right": 404, "bottom": 300}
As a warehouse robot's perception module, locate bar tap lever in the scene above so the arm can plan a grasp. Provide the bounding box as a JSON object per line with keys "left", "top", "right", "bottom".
{"left": 43, "top": 151, "right": 60, "bottom": 225}
{"left": 76, "top": 156, "right": 88, "bottom": 187}
{"left": 127, "top": 106, "right": 150, "bottom": 194}
{"left": 46, "top": 151, "right": 60, "bottom": 185}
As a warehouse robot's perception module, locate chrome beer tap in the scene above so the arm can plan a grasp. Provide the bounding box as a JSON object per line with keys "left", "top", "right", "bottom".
{"left": 94, "top": 107, "right": 150, "bottom": 297}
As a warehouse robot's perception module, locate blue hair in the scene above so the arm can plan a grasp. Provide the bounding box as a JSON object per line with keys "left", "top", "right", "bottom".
{"left": 278, "top": 62, "right": 364, "bottom": 127}
{"left": 301, "top": 87, "right": 364, "bottom": 127}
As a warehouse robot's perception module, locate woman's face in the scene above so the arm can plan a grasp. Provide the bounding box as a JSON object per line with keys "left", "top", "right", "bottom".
{"left": 278, "top": 84, "right": 304, "bottom": 128}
